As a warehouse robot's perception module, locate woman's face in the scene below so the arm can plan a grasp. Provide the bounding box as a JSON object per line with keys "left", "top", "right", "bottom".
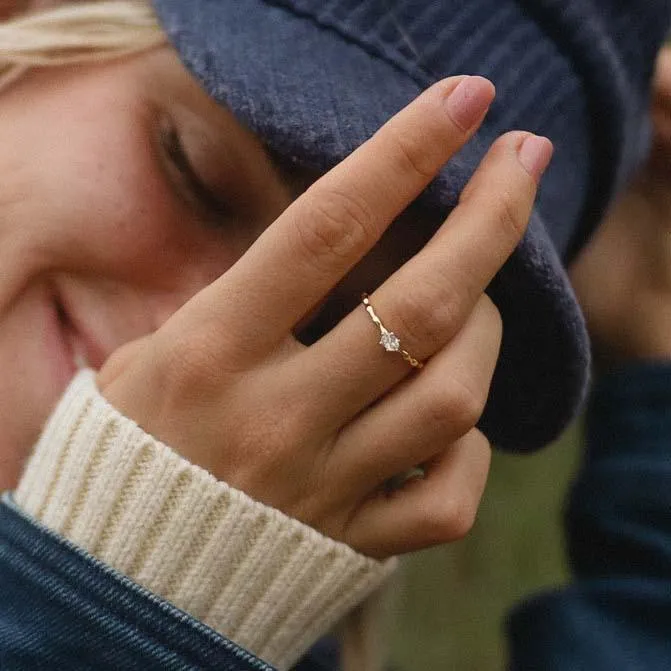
{"left": 0, "top": 45, "right": 432, "bottom": 490}
{"left": 0, "top": 46, "right": 296, "bottom": 487}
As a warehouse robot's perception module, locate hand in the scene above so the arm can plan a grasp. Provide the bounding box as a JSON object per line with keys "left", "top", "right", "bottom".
{"left": 98, "top": 76, "right": 551, "bottom": 559}
{"left": 570, "top": 47, "right": 671, "bottom": 368}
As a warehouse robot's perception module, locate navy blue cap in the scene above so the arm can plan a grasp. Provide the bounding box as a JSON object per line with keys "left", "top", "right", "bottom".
{"left": 151, "top": 0, "right": 670, "bottom": 451}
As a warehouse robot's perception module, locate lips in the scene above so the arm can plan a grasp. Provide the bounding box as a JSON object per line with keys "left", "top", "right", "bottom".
{"left": 43, "top": 296, "right": 79, "bottom": 391}
{"left": 50, "top": 288, "right": 107, "bottom": 378}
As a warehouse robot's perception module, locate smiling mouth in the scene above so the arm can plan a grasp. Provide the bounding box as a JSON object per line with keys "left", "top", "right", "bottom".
{"left": 57, "top": 305, "right": 89, "bottom": 369}
{"left": 52, "top": 294, "right": 98, "bottom": 372}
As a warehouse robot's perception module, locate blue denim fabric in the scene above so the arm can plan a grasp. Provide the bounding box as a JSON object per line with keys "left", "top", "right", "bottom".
{"left": 0, "top": 494, "right": 334, "bottom": 670}
{"left": 507, "top": 362, "right": 671, "bottom": 669}
{"left": 154, "top": 0, "right": 591, "bottom": 455}
{"left": 153, "top": 0, "right": 671, "bottom": 453}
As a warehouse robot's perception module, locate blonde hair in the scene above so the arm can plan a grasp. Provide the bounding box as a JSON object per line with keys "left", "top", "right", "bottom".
{"left": 0, "top": 1, "right": 165, "bottom": 88}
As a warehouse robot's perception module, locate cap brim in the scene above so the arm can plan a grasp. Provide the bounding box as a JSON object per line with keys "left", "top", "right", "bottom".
{"left": 153, "top": 0, "right": 590, "bottom": 451}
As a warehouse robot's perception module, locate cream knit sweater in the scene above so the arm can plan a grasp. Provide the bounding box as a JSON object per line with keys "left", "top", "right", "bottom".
{"left": 14, "top": 370, "right": 396, "bottom": 670}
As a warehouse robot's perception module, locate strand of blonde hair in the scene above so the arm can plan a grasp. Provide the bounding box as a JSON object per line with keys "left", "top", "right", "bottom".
{"left": 0, "top": 0, "right": 164, "bottom": 89}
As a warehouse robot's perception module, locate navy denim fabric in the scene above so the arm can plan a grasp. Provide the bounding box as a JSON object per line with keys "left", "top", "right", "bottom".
{"left": 154, "top": 0, "right": 590, "bottom": 454}
{"left": 153, "top": 0, "right": 671, "bottom": 453}
{"left": 0, "top": 494, "right": 277, "bottom": 670}
{"left": 508, "top": 362, "right": 671, "bottom": 669}
{"left": 0, "top": 493, "right": 340, "bottom": 671}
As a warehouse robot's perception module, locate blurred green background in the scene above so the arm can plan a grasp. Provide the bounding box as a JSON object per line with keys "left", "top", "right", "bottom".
{"left": 387, "top": 421, "right": 584, "bottom": 670}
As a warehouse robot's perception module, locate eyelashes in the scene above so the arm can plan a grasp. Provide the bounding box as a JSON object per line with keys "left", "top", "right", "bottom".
{"left": 158, "top": 115, "right": 230, "bottom": 219}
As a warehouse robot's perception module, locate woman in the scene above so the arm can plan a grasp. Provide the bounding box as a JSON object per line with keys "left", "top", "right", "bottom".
{"left": 0, "top": 3, "right": 554, "bottom": 668}
{"left": 0, "top": 1, "right": 669, "bottom": 670}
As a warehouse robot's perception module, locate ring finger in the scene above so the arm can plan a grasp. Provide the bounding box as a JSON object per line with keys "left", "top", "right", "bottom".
{"left": 330, "top": 294, "right": 501, "bottom": 496}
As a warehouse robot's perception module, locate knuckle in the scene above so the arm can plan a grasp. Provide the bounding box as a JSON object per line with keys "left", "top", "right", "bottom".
{"left": 495, "top": 188, "right": 527, "bottom": 241}
{"left": 386, "top": 123, "right": 438, "bottom": 182}
{"left": 155, "top": 328, "right": 222, "bottom": 392}
{"left": 444, "top": 500, "right": 478, "bottom": 540}
{"left": 475, "top": 295, "right": 504, "bottom": 347}
{"left": 483, "top": 296, "right": 503, "bottom": 333}
{"left": 443, "top": 375, "right": 488, "bottom": 433}
{"left": 292, "top": 187, "right": 376, "bottom": 268}
{"left": 472, "top": 431, "right": 494, "bottom": 466}
{"left": 424, "top": 382, "right": 482, "bottom": 438}
{"left": 423, "top": 497, "right": 477, "bottom": 543}
{"left": 97, "top": 338, "right": 148, "bottom": 387}
{"left": 393, "top": 280, "right": 460, "bottom": 352}
{"left": 423, "top": 391, "right": 456, "bottom": 436}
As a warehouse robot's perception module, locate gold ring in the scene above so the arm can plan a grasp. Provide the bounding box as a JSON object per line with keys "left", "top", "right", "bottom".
{"left": 362, "top": 294, "right": 423, "bottom": 369}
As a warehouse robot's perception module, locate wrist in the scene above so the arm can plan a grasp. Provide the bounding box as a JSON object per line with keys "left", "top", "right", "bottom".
{"left": 14, "top": 370, "right": 396, "bottom": 670}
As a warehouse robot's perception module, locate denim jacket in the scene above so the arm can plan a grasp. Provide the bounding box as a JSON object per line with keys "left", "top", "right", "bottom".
{"left": 0, "top": 492, "right": 342, "bottom": 670}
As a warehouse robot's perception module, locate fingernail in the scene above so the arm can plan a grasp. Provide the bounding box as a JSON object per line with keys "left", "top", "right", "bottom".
{"left": 445, "top": 76, "right": 495, "bottom": 131}
{"left": 518, "top": 135, "right": 554, "bottom": 182}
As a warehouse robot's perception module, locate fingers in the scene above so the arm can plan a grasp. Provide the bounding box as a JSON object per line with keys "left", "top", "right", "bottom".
{"left": 300, "top": 131, "right": 551, "bottom": 426}
{"left": 344, "top": 429, "right": 492, "bottom": 558}
{"left": 177, "top": 76, "right": 496, "bottom": 358}
{"left": 654, "top": 47, "right": 671, "bottom": 108}
{"left": 650, "top": 48, "right": 671, "bottom": 159}
{"left": 331, "top": 295, "right": 501, "bottom": 495}
{"left": 372, "top": 131, "right": 550, "bottom": 359}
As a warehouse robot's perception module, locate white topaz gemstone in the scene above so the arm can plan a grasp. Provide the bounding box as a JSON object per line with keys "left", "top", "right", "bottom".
{"left": 380, "top": 331, "right": 400, "bottom": 352}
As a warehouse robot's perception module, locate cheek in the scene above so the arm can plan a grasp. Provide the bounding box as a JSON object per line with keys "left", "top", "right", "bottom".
{"left": 37, "top": 117, "right": 179, "bottom": 257}
{"left": 0, "top": 289, "right": 68, "bottom": 490}
{"left": 24, "top": 108, "right": 237, "bottom": 285}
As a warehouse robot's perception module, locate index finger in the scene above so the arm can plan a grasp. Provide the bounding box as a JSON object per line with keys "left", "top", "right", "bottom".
{"left": 198, "top": 76, "right": 495, "bottom": 352}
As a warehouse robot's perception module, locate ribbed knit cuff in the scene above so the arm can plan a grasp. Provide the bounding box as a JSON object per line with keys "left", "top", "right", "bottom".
{"left": 15, "top": 371, "right": 396, "bottom": 670}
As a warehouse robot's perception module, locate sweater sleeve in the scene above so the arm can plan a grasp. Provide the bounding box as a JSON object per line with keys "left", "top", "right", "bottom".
{"left": 506, "top": 362, "right": 671, "bottom": 669}
{"left": 13, "top": 370, "right": 396, "bottom": 671}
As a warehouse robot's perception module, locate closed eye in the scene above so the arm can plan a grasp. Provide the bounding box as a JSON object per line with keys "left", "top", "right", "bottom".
{"left": 159, "top": 119, "right": 230, "bottom": 218}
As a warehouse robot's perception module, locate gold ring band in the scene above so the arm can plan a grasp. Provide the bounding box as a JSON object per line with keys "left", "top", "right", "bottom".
{"left": 362, "top": 294, "right": 423, "bottom": 369}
